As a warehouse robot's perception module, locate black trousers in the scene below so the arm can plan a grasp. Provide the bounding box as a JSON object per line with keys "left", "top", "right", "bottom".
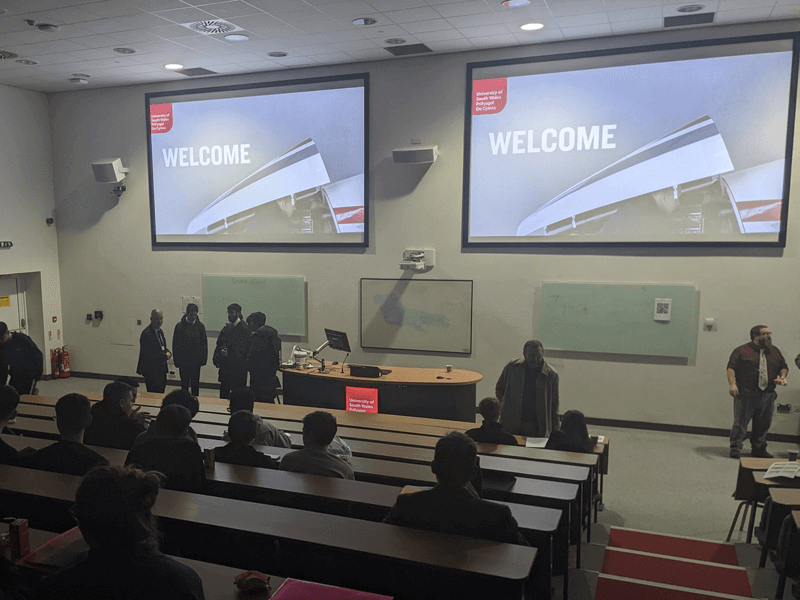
{"left": 179, "top": 366, "right": 201, "bottom": 397}
{"left": 142, "top": 369, "right": 167, "bottom": 393}
{"left": 219, "top": 370, "right": 247, "bottom": 399}
{"left": 8, "top": 369, "right": 37, "bottom": 396}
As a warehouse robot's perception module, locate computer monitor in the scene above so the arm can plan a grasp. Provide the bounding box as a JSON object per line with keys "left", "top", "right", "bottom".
{"left": 324, "top": 328, "right": 351, "bottom": 353}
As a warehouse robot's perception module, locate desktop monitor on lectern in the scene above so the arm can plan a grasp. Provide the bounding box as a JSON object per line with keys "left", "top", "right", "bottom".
{"left": 324, "top": 329, "right": 351, "bottom": 353}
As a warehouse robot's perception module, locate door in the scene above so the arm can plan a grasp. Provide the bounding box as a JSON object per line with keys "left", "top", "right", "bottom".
{"left": 0, "top": 277, "right": 22, "bottom": 331}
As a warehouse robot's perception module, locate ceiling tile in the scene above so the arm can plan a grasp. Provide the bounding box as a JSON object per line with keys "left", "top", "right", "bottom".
{"left": 771, "top": 4, "right": 800, "bottom": 16}
{"left": 77, "top": 19, "right": 134, "bottom": 34}
{"left": 149, "top": 25, "right": 202, "bottom": 40}
{"left": 5, "top": 39, "right": 88, "bottom": 55}
{"left": 546, "top": 0, "right": 606, "bottom": 17}
{"left": 602, "top": 0, "right": 662, "bottom": 7}
{"left": 433, "top": 1, "right": 493, "bottom": 18}
{"left": 471, "top": 33, "right": 520, "bottom": 47}
{"left": 17, "top": 5, "right": 101, "bottom": 25}
{"left": 113, "top": 12, "right": 175, "bottom": 29}
{"left": 240, "top": 0, "right": 300, "bottom": 12}
{"left": 456, "top": 23, "right": 511, "bottom": 37}
{"left": 344, "top": 48, "right": 389, "bottom": 59}
{"left": 358, "top": 24, "right": 412, "bottom": 38}
{"left": 422, "top": 38, "right": 475, "bottom": 51}
{"left": 267, "top": 55, "right": 319, "bottom": 66}
{"left": 309, "top": 51, "right": 353, "bottom": 62}
{"left": 412, "top": 28, "right": 465, "bottom": 41}
{"left": 233, "top": 59, "right": 281, "bottom": 70}
{"left": 316, "top": 1, "right": 377, "bottom": 18}
{"left": 155, "top": 7, "right": 220, "bottom": 24}
{"left": 607, "top": 6, "right": 662, "bottom": 22}
{"left": 715, "top": 7, "right": 773, "bottom": 21}
{"left": 560, "top": 22, "right": 613, "bottom": 38}
{"left": 78, "top": 1, "right": 143, "bottom": 20}
{"left": 400, "top": 18, "right": 454, "bottom": 32}
{"left": 718, "top": 0, "right": 777, "bottom": 8}
{"left": 71, "top": 34, "right": 124, "bottom": 48}
{"left": 334, "top": 38, "right": 381, "bottom": 50}
{"left": 367, "top": 0, "right": 429, "bottom": 10}
{"left": 200, "top": 2, "right": 266, "bottom": 19}
{"left": 130, "top": 0, "right": 186, "bottom": 10}
{"left": 290, "top": 44, "right": 340, "bottom": 55}
{"left": 556, "top": 12, "right": 609, "bottom": 27}
{"left": 383, "top": 6, "right": 443, "bottom": 23}
{"left": 663, "top": 1, "right": 718, "bottom": 15}
{"left": 228, "top": 13, "right": 297, "bottom": 29}
{"left": 513, "top": 27, "right": 565, "bottom": 43}
{"left": 446, "top": 13, "right": 504, "bottom": 27}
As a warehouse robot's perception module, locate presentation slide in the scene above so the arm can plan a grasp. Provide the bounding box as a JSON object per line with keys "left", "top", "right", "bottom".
{"left": 464, "top": 37, "right": 798, "bottom": 246}
{"left": 146, "top": 74, "right": 367, "bottom": 247}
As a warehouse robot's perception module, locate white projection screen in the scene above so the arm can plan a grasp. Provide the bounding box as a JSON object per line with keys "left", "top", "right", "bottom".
{"left": 146, "top": 73, "right": 368, "bottom": 248}
{"left": 463, "top": 35, "right": 799, "bottom": 248}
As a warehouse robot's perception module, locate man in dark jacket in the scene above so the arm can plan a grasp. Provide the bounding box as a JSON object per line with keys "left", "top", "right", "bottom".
{"left": 465, "top": 397, "right": 519, "bottom": 446}
{"left": 136, "top": 310, "right": 171, "bottom": 393}
{"left": 213, "top": 303, "right": 249, "bottom": 399}
{"left": 245, "top": 312, "right": 281, "bottom": 403}
{"left": 84, "top": 381, "right": 149, "bottom": 450}
{"left": 172, "top": 303, "right": 207, "bottom": 397}
{"left": 0, "top": 321, "right": 43, "bottom": 396}
{"left": 383, "top": 431, "right": 528, "bottom": 546}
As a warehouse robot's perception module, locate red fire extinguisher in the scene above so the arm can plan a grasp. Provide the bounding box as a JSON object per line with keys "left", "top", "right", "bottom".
{"left": 50, "top": 348, "right": 60, "bottom": 378}
{"left": 58, "top": 346, "right": 71, "bottom": 378}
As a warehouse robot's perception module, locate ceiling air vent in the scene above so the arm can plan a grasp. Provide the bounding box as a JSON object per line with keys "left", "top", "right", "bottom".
{"left": 664, "top": 12, "right": 715, "bottom": 27}
{"left": 184, "top": 20, "right": 239, "bottom": 34}
{"left": 0, "top": 51, "right": 19, "bottom": 60}
{"left": 176, "top": 67, "right": 218, "bottom": 77}
{"left": 383, "top": 43, "right": 433, "bottom": 56}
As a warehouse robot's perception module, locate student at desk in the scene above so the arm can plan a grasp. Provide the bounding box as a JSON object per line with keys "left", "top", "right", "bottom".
{"left": 0, "top": 385, "right": 21, "bottom": 466}
{"left": 280, "top": 411, "right": 354, "bottom": 480}
{"left": 32, "top": 465, "right": 205, "bottom": 600}
{"left": 215, "top": 411, "right": 279, "bottom": 469}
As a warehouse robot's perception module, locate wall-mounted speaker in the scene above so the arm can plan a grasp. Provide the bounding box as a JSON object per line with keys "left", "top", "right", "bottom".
{"left": 392, "top": 145, "right": 439, "bottom": 164}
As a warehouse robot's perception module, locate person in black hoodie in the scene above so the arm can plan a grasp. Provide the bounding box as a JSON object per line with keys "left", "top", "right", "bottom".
{"left": 172, "top": 303, "right": 207, "bottom": 397}
{"left": 84, "top": 381, "right": 149, "bottom": 450}
{"left": 465, "top": 397, "right": 519, "bottom": 446}
{"left": 214, "top": 410, "right": 279, "bottom": 469}
{"left": 245, "top": 312, "right": 281, "bottom": 403}
{"left": 213, "top": 303, "right": 250, "bottom": 399}
{"left": 0, "top": 321, "right": 43, "bottom": 396}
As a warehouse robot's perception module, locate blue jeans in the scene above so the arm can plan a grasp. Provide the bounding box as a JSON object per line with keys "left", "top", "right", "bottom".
{"left": 730, "top": 388, "right": 776, "bottom": 451}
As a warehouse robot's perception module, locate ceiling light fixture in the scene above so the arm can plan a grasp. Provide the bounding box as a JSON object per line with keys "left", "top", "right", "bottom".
{"left": 520, "top": 22, "right": 544, "bottom": 31}
{"left": 24, "top": 19, "right": 60, "bottom": 33}
{"left": 16, "top": 59, "right": 37, "bottom": 65}
{"left": 113, "top": 47, "right": 136, "bottom": 54}
{"left": 0, "top": 9, "right": 7, "bottom": 15}
{"left": 165, "top": 63, "right": 184, "bottom": 70}
{"left": 676, "top": 4, "right": 705, "bottom": 12}
{"left": 267, "top": 51, "right": 288, "bottom": 57}
{"left": 69, "top": 77, "right": 88, "bottom": 85}
{"left": 502, "top": 0, "right": 531, "bottom": 7}
{"left": 225, "top": 34, "right": 249, "bottom": 41}
{"left": 352, "top": 17, "right": 377, "bottom": 26}
{"left": 0, "top": 51, "right": 19, "bottom": 60}
{"left": 384, "top": 38, "right": 406, "bottom": 45}
{"left": 71, "top": 73, "right": 90, "bottom": 78}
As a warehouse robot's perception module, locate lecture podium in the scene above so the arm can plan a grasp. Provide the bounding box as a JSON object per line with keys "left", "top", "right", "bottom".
{"left": 281, "top": 363, "right": 482, "bottom": 422}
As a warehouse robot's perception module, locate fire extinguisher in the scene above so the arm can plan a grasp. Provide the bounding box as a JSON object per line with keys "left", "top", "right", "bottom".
{"left": 50, "top": 348, "right": 60, "bottom": 378}
{"left": 58, "top": 346, "right": 71, "bottom": 378}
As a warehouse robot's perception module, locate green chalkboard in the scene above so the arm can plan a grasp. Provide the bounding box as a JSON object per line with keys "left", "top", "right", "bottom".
{"left": 202, "top": 275, "right": 306, "bottom": 336}
{"left": 539, "top": 282, "right": 698, "bottom": 358}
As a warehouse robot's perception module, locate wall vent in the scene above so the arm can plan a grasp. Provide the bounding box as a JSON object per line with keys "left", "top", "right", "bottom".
{"left": 383, "top": 43, "right": 433, "bottom": 56}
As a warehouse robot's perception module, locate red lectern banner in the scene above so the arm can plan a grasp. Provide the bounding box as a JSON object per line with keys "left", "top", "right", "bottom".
{"left": 346, "top": 386, "right": 378, "bottom": 414}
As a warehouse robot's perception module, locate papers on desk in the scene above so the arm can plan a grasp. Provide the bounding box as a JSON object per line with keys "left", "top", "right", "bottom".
{"left": 272, "top": 578, "right": 392, "bottom": 600}
{"left": 764, "top": 462, "right": 800, "bottom": 480}
{"left": 525, "top": 437, "right": 548, "bottom": 448}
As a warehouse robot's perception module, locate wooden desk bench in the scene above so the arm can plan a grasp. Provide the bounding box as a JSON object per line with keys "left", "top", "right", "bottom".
{"left": 0, "top": 465, "right": 537, "bottom": 600}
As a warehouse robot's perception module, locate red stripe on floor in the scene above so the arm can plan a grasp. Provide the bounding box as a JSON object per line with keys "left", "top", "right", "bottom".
{"left": 608, "top": 528, "right": 739, "bottom": 565}
{"left": 602, "top": 550, "right": 751, "bottom": 597}
{"left": 595, "top": 577, "right": 750, "bottom": 600}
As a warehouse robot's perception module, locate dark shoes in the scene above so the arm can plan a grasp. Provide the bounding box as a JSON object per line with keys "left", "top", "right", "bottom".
{"left": 752, "top": 449, "right": 773, "bottom": 459}
{"left": 730, "top": 449, "right": 741, "bottom": 458}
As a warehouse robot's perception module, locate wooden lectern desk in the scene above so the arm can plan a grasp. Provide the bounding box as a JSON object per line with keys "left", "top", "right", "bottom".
{"left": 281, "top": 363, "right": 482, "bottom": 422}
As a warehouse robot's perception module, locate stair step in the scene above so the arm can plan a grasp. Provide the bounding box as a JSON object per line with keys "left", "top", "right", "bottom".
{"left": 596, "top": 574, "right": 754, "bottom": 600}
{"left": 608, "top": 527, "right": 739, "bottom": 566}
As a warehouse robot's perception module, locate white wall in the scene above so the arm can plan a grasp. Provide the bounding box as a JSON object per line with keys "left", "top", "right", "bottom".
{"left": 47, "top": 22, "right": 800, "bottom": 435}
{"left": 0, "top": 83, "right": 63, "bottom": 369}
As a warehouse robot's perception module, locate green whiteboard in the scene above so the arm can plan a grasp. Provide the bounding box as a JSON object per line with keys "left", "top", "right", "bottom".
{"left": 539, "top": 282, "right": 698, "bottom": 358}
{"left": 202, "top": 275, "right": 306, "bottom": 336}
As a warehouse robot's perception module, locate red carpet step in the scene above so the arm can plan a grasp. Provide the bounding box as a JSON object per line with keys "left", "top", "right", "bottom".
{"left": 602, "top": 547, "right": 752, "bottom": 597}
{"left": 608, "top": 527, "right": 740, "bottom": 566}
{"left": 596, "top": 574, "right": 754, "bottom": 600}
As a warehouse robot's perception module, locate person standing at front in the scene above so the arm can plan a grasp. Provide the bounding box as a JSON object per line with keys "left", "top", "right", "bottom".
{"left": 727, "top": 325, "right": 788, "bottom": 459}
{"left": 213, "top": 303, "right": 250, "bottom": 399}
{"left": 136, "top": 310, "right": 171, "bottom": 393}
{"left": 172, "top": 303, "right": 207, "bottom": 397}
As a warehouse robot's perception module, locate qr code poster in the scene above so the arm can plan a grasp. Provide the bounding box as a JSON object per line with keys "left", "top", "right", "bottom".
{"left": 654, "top": 298, "right": 672, "bottom": 322}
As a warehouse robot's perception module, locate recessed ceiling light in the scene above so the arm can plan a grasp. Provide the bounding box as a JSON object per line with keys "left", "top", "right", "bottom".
{"left": 225, "top": 33, "right": 249, "bottom": 41}
{"left": 352, "top": 17, "right": 377, "bottom": 26}
{"left": 165, "top": 63, "right": 184, "bottom": 70}
{"left": 676, "top": 4, "right": 705, "bottom": 12}
{"left": 113, "top": 47, "right": 136, "bottom": 54}
{"left": 520, "top": 22, "right": 544, "bottom": 31}
{"left": 24, "top": 19, "right": 60, "bottom": 33}
{"left": 0, "top": 51, "right": 19, "bottom": 60}
{"left": 502, "top": 0, "right": 531, "bottom": 7}
{"left": 384, "top": 38, "right": 406, "bottom": 45}
{"left": 268, "top": 51, "right": 288, "bottom": 57}
{"left": 16, "top": 59, "right": 37, "bottom": 65}
{"left": 0, "top": 9, "right": 7, "bottom": 15}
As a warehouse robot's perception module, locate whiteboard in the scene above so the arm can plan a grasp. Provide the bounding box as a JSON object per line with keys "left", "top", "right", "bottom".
{"left": 360, "top": 279, "right": 473, "bottom": 354}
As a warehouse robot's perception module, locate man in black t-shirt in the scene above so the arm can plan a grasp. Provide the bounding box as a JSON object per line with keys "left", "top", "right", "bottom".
{"left": 26, "top": 393, "right": 109, "bottom": 476}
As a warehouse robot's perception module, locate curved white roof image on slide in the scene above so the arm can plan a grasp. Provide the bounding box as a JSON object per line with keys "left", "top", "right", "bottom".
{"left": 516, "top": 116, "right": 735, "bottom": 236}
{"left": 187, "top": 137, "right": 330, "bottom": 234}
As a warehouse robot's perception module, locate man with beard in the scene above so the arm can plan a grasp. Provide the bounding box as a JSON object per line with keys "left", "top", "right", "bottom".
{"left": 727, "top": 325, "right": 788, "bottom": 458}
{"left": 213, "top": 303, "right": 249, "bottom": 399}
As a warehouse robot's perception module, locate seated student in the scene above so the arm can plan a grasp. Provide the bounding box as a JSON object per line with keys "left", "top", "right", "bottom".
{"left": 0, "top": 385, "right": 21, "bottom": 466}
{"left": 545, "top": 409, "right": 594, "bottom": 454}
{"left": 465, "top": 397, "right": 519, "bottom": 446}
{"left": 25, "top": 393, "right": 109, "bottom": 476}
{"left": 132, "top": 389, "right": 199, "bottom": 449}
{"left": 279, "top": 411, "right": 354, "bottom": 480}
{"left": 383, "top": 431, "right": 528, "bottom": 545}
{"left": 32, "top": 465, "right": 205, "bottom": 600}
{"left": 125, "top": 405, "right": 206, "bottom": 493}
{"left": 223, "top": 388, "right": 291, "bottom": 448}
{"left": 114, "top": 376, "right": 140, "bottom": 402}
{"left": 214, "top": 411, "right": 279, "bottom": 469}
{"left": 84, "top": 381, "right": 149, "bottom": 450}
